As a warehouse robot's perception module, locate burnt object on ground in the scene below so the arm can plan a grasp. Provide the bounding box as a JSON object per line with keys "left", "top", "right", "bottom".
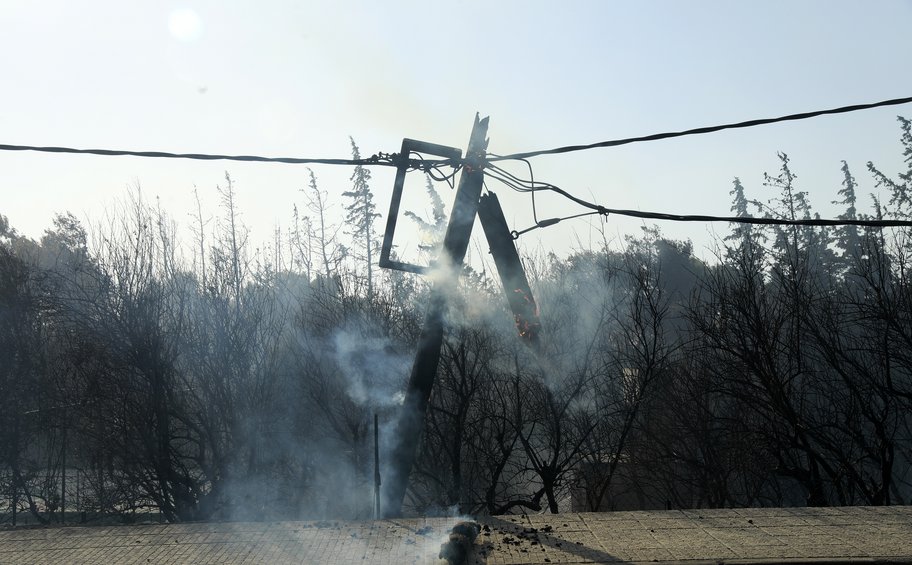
{"left": 439, "top": 520, "right": 480, "bottom": 565}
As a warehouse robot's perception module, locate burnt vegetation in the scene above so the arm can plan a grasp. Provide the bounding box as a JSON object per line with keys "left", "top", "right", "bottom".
{"left": 2, "top": 121, "right": 912, "bottom": 525}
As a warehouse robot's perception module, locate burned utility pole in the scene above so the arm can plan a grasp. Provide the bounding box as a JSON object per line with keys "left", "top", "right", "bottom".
{"left": 477, "top": 191, "right": 541, "bottom": 345}
{"left": 383, "top": 114, "right": 489, "bottom": 517}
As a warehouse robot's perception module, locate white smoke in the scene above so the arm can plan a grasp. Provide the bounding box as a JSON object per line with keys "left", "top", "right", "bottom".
{"left": 333, "top": 327, "right": 410, "bottom": 407}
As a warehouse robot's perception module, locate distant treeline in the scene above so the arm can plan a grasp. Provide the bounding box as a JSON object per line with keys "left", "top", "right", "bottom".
{"left": 2, "top": 122, "right": 912, "bottom": 525}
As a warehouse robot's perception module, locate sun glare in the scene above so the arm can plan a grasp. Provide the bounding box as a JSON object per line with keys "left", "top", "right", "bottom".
{"left": 168, "top": 8, "right": 202, "bottom": 41}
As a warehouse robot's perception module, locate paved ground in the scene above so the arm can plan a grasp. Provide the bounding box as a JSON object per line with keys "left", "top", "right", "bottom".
{"left": 474, "top": 506, "right": 912, "bottom": 564}
{"left": 1, "top": 506, "right": 911, "bottom": 564}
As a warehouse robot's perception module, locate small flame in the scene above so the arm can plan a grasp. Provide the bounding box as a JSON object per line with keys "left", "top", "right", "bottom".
{"left": 512, "top": 288, "right": 541, "bottom": 342}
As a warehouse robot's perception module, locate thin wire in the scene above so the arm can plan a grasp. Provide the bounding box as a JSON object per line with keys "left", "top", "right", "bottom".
{"left": 485, "top": 167, "right": 601, "bottom": 212}
{"left": 484, "top": 169, "right": 537, "bottom": 197}
{"left": 487, "top": 154, "right": 539, "bottom": 222}
{"left": 409, "top": 151, "right": 461, "bottom": 188}
{"left": 487, "top": 95, "right": 912, "bottom": 162}
{"left": 484, "top": 166, "right": 532, "bottom": 190}
{"left": 511, "top": 210, "right": 602, "bottom": 239}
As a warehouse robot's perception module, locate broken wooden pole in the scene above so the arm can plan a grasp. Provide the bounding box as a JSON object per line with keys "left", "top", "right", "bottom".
{"left": 383, "top": 114, "right": 489, "bottom": 517}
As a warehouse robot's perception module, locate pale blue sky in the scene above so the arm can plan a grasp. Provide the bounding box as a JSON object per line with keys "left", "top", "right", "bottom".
{"left": 2, "top": 1, "right": 911, "bottom": 261}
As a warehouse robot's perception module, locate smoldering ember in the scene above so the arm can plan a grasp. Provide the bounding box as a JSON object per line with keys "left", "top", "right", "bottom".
{"left": 4, "top": 115, "right": 912, "bottom": 565}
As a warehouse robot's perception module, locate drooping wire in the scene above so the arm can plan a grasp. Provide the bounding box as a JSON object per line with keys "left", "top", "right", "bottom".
{"left": 484, "top": 167, "right": 539, "bottom": 219}
{"left": 487, "top": 159, "right": 912, "bottom": 238}
{"left": 509, "top": 199, "right": 912, "bottom": 239}
{"left": 486, "top": 153, "right": 540, "bottom": 222}
{"left": 487, "top": 95, "right": 912, "bottom": 162}
{"left": 485, "top": 165, "right": 608, "bottom": 214}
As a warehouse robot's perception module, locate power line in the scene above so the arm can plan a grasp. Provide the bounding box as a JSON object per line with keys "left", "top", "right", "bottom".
{"left": 488, "top": 95, "right": 912, "bottom": 162}
{"left": 486, "top": 163, "right": 912, "bottom": 236}
{"left": 2, "top": 96, "right": 910, "bottom": 169}
{"left": 510, "top": 207, "right": 912, "bottom": 239}
{"left": 609, "top": 208, "right": 912, "bottom": 228}
{"left": 0, "top": 143, "right": 416, "bottom": 168}
{"left": 510, "top": 211, "right": 602, "bottom": 239}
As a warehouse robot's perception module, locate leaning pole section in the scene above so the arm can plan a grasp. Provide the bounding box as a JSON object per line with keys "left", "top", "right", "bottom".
{"left": 383, "top": 114, "right": 489, "bottom": 517}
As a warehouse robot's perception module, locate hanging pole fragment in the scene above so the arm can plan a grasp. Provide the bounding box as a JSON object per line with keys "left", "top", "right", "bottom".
{"left": 477, "top": 191, "right": 541, "bottom": 345}
{"left": 383, "top": 114, "right": 489, "bottom": 517}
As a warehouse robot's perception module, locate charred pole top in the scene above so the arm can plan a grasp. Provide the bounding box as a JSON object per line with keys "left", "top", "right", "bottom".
{"left": 383, "top": 114, "right": 489, "bottom": 517}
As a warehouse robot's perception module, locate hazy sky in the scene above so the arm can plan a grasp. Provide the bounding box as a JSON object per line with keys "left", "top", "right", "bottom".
{"left": 2, "top": 1, "right": 911, "bottom": 262}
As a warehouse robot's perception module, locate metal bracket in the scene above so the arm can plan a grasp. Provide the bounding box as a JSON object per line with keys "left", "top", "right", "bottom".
{"left": 378, "top": 138, "right": 462, "bottom": 274}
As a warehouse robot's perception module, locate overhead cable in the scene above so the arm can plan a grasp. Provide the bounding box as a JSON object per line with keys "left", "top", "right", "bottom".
{"left": 485, "top": 164, "right": 912, "bottom": 237}
{"left": 0, "top": 143, "right": 439, "bottom": 169}
{"left": 600, "top": 208, "right": 911, "bottom": 228}
{"left": 487, "top": 95, "right": 912, "bottom": 162}
{"left": 511, "top": 207, "right": 912, "bottom": 239}
{"left": 2, "top": 96, "right": 909, "bottom": 169}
